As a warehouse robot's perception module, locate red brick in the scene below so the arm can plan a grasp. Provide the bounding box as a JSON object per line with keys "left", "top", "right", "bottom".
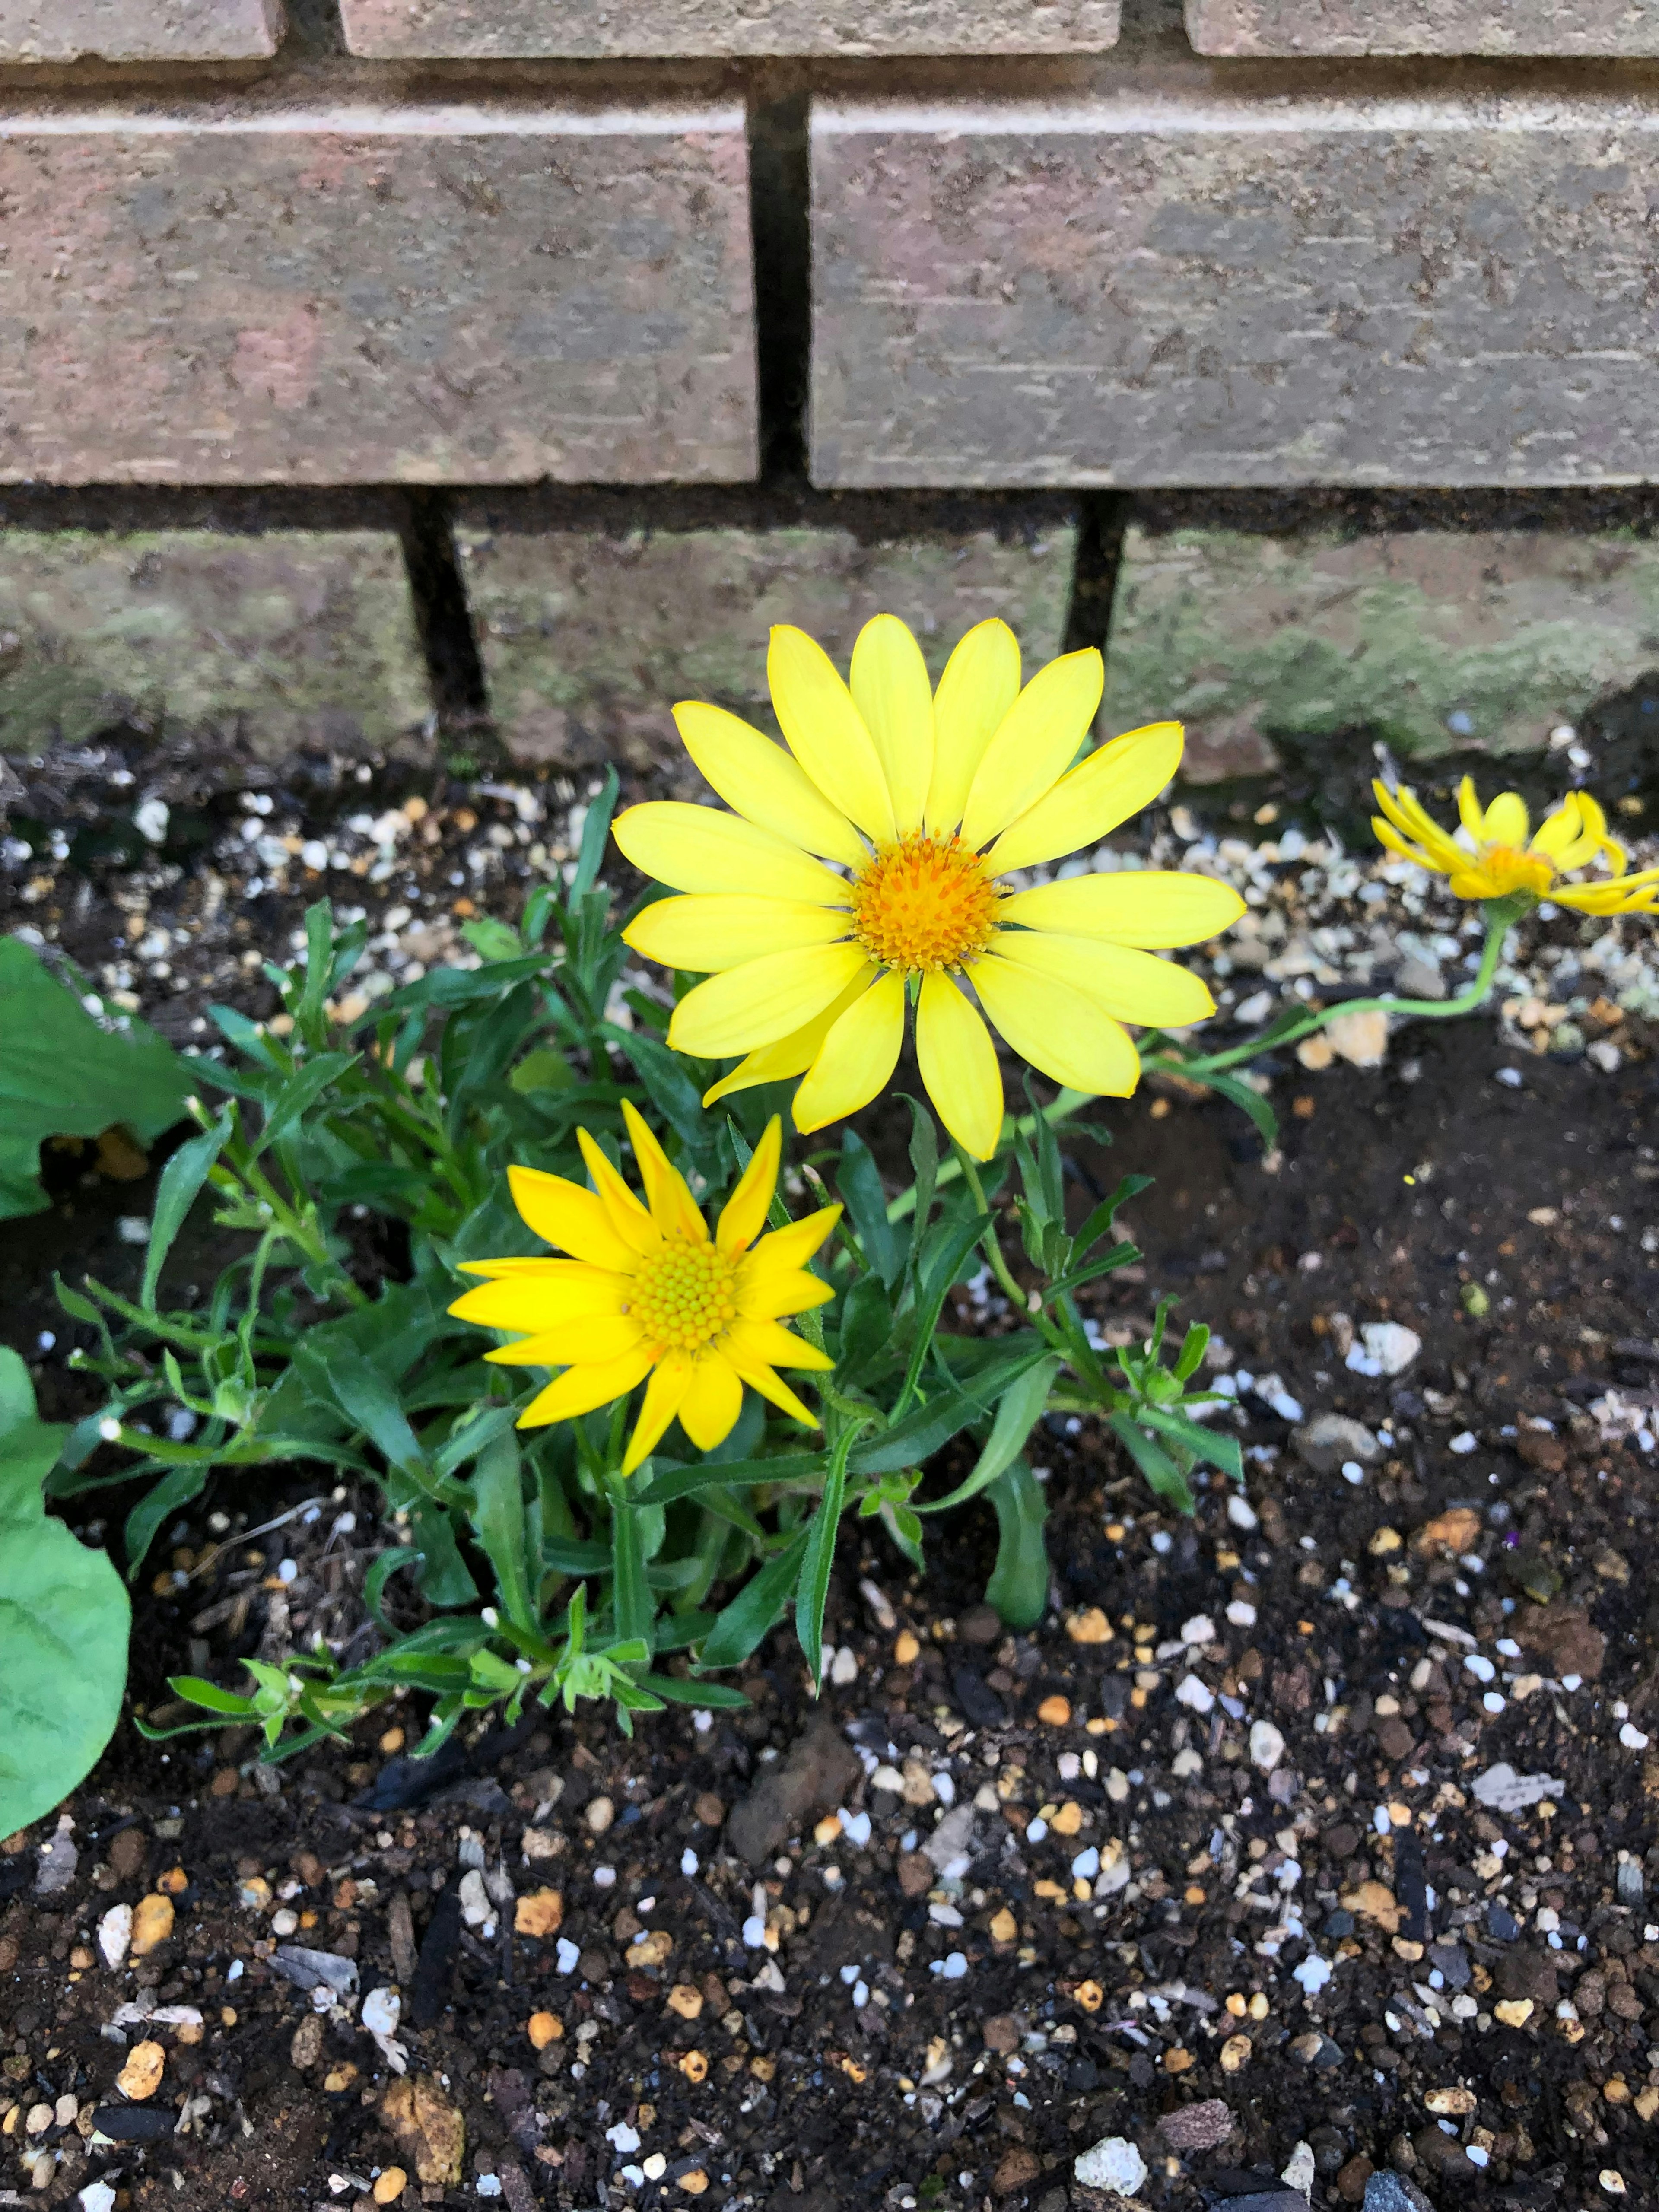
{"left": 0, "top": 1, "right": 283, "bottom": 60}
{"left": 810, "top": 87, "right": 1659, "bottom": 487}
{"left": 0, "top": 102, "right": 755, "bottom": 486}
{"left": 341, "top": 0, "right": 1117, "bottom": 56}
{"left": 1187, "top": 0, "right": 1659, "bottom": 54}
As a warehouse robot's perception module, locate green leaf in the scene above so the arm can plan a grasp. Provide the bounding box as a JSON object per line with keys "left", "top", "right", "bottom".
{"left": 142, "top": 1108, "right": 231, "bottom": 1310}
{"left": 917, "top": 1354, "right": 1062, "bottom": 1514}
{"left": 255, "top": 1051, "right": 358, "bottom": 1157}
{"left": 165, "top": 1675, "right": 260, "bottom": 1718}
{"left": 836, "top": 1272, "right": 893, "bottom": 1379}
{"left": 572, "top": 765, "right": 620, "bottom": 900}
{"left": 903, "top": 1094, "right": 939, "bottom": 1254}
{"left": 469, "top": 1429, "right": 535, "bottom": 1632}
{"left": 837, "top": 1129, "right": 902, "bottom": 1286}
{"left": 610, "top": 1491, "right": 655, "bottom": 1656}
{"left": 295, "top": 1338, "right": 431, "bottom": 1486}
{"left": 1107, "top": 1411, "right": 1197, "bottom": 1513}
{"left": 891, "top": 1210, "right": 993, "bottom": 1417}
{"left": 0, "top": 1348, "right": 131, "bottom": 1836}
{"left": 1200, "top": 1068, "right": 1279, "bottom": 1149}
{"left": 1137, "top": 1403, "right": 1243, "bottom": 1485}
{"left": 698, "top": 1526, "right": 809, "bottom": 1673}
{"left": 984, "top": 1456, "right": 1049, "bottom": 1630}
{"left": 124, "top": 1463, "right": 209, "bottom": 1573}
{"left": 0, "top": 938, "right": 191, "bottom": 1220}
{"left": 407, "top": 1500, "right": 479, "bottom": 1607}
{"left": 795, "top": 1424, "right": 860, "bottom": 1685}
{"left": 638, "top": 1675, "right": 748, "bottom": 1709}
{"left": 631, "top": 1451, "right": 823, "bottom": 1508}
{"left": 851, "top": 1341, "right": 1048, "bottom": 1475}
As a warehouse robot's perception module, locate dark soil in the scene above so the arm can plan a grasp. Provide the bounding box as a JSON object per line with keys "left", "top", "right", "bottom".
{"left": 5, "top": 997, "right": 1659, "bottom": 2212}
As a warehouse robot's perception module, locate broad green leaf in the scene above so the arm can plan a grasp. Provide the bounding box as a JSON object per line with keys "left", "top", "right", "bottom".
{"left": 0, "top": 1348, "right": 130, "bottom": 1835}
{"left": 984, "top": 1456, "right": 1049, "bottom": 1630}
{"left": 0, "top": 938, "right": 190, "bottom": 1219}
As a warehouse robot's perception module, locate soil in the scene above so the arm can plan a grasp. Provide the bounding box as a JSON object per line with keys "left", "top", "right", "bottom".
{"left": 5, "top": 738, "right": 1659, "bottom": 2212}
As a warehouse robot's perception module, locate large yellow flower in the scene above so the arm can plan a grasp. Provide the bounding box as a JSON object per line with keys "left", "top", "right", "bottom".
{"left": 449, "top": 1103, "right": 837, "bottom": 1475}
{"left": 1373, "top": 777, "right": 1659, "bottom": 915}
{"left": 612, "top": 617, "right": 1245, "bottom": 1159}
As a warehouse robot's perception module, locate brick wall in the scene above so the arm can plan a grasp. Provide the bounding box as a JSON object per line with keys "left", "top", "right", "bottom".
{"left": 0, "top": 2, "right": 1656, "bottom": 792}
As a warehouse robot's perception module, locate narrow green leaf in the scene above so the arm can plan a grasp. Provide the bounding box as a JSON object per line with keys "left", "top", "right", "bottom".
{"left": 1201, "top": 1068, "right": 1279, "bottom": 1148}
{"left": 611, "top": 1492, "right": 655, "bottom": 1656}
{"left": 572, "top": 764, "right": 620, "bottom": 900}
{"left": 1107, "top": 1411, "right": 1197, "bottom": 1513}
{"left": 795, "top": 1424, "right": 861, "bottom": 1686}
{"left": 639, "top": 1675, "right": 748, "bottom": 1709}
{"left": 1138, "top": 1403, "right": 1243, "bottom": 1484}
{"left": 917, "top": 1354, "right": 1062, "bottom": 1514}
{"left": 698, "top": 1526, "right": 809, "bottom": 1673}
{"left": 984, "top": 1456, "right": 1050, "bottom": 1630}
{"left": 470, "top": 1429, "right": 535, "bottom": 1632}
{"left": 837, "top": 1129, "right": 903, "bottom": 1287}
{"left": 142, "top": 1109, "right": 231, "bottom": 1310}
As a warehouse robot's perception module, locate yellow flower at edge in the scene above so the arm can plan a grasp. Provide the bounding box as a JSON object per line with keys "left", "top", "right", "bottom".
{"left": 1373, "top": 776, "right": 1659, "bottom": 915}
{"left": 611, "top": 617, "right": 1246, "bottom": 1160}
{"left": 449, "top": 1103, "right": 838, "bottom": 1475}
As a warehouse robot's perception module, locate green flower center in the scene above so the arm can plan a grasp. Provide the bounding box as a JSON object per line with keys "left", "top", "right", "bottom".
{"left": 627, "top": 1237, "right": 738, "bottom": 1354}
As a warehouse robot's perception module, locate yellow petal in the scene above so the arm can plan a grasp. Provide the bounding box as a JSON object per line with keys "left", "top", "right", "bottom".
{"left": 987, "top": 721, "right": 1183, "bottom": 873}
{"left": 1373, "top": 818, "right": 1429, "bottom": 868}
{"left": 1373, "top": 781, "right": 1461, "bottom": 870}
{"left": 518, "top": 1344, "right": 654, "bottom": 1428}
{"left": 1481, "top": 790, "right": 1529, "bottom": 848}
{"left": 668, "top": 943, "right": 874, "bottom": 1058}
{"left": 448, "top": 1266, "right": 628, "bottom": 1328}
{"left": 722, "top": 1354, "right": 818, "bottom": 1429}
{"left": 700, "top": 965, "right": 880, "bottom": 1108}
{"left": 624, "top": 894, "right": 852, "bottom": 974}
{"left": 1457, "top": 775, "right": 1485, "bottom": 837}
{"left": 735, "top": 1264, "right": 836, "bottom": 1320}
{"left": 620, "top": 1098, "right": 706, "bottom": 1244}
{"left": 926, "top": 618, "right": 1022, "bottom": 836}
{"left": 576, "top": 1128, "right": 661, "bottom": 1254}
{"left": 990, "top": 931, "right": 1216, "bottom": 1027}
{"left": 507, "top": 1166, "right": 640, "bottom": 1271}
{"left": 997, "top": 871, "right": 1246, "bottom": 948}
{"left": 457, "top": 1255, "right": 612, "bottom": 1280}
{"left": 959, "top": 648, "right": 1105, "bottom": 852}
{"left": 678, "top": 1354, "right": 745, "bottom": 1452}
{"left": 791, "top": 968, "right": 906, "bottom": 1134}
{"left": 612, "top": 801, "right": 850, "bottom": 906}
{"left": 849, "top": 613, "right": 934, "bottom": 835}
{"left": 972, "top": 950, "right": 1141, "bottom": 1096}
{"left": 484, "top": 1314, "right": 643, "bottom": 1366}
{"left": 726, "top": 1316, "right": 835, "bottom": 1372}
{"left": 768, "top": 625, "right": 898, "bottom": 846}
{"left": 622, "top": 1351, "right": 694, "bottom": 1474}
{"left": 673, "top": 699, "right": 870, "bottom": 869}
{"left": 915, "top": 971, "right": 1003, "bottom": 1160}
{"left": 716, "top": 1113, "right": 783, "bottom": 1256}
{"left": 1532, "top": 795, "right": 1588, "bottom": 865}
{"left": 747, "top": 1204, "right": 842, "bottom": 1274}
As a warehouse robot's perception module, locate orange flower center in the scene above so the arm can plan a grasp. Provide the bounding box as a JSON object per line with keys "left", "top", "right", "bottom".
{"left": 626, "top": 1236, "right": 737, "bottom": 1354}
{"left": 1465, "top": 845, "right": 1555, "bottom": 900}
{"left": 851, "top": 833, "right": 1000, "bottom": 975}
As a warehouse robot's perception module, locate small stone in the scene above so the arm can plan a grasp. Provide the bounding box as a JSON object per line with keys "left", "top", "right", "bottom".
{"left": 585, "top": 1796, "right": 615, "bottom": 1835}
{"left": 1074, "top": 2135, "right": 1147, "bottom": 2196}
{"left": 1249, "top": 1719, "right": 1286, "bottom": 1773}
{"left": 897, "top": 1852, "right": 934, "bottom": 1899}
{"left": 1281, "top": 2141, "right": 1317, "bottom": 2199}
{"left": 1424, "top": 2086, "right": 1476, "bottom": 2117}
{"left": 1494, "top": 1998, "right": 1535, "bottom": 2027}
{"left": 1293, "top": 1413, "right": 1381, "bottom": 1475}
{"left": 381, "top": 2076, "right": 466, "bottom": 2188}
{"left": 1157, "top": 2098, "right": 1234, "bottom": 2152}
{"left": 526, "top": 2012, "right": 562, "bottom": 2050}
{"left": 1346, "top": 1321, "right": 1421, "bottom": 1377}
{"left": 290, "top": 2014, "right": 324, "bottom": 2069}
{"left": 894, "top": 1629, "right": 921, "bottom": 1665}
{"left": 34, "top": 1815, "right": 78, "bottom": 1894}
{"left": 1037, "top": 1694, "right": 1072, "bottom": 1726}
{"left": 666, "top": 1983, "right": 703, "bottom": 2020}
{"left": 1335, "top": 2157, "right": 1373, "bottom": 2205}
{"left": 992, "top": 2148, "right": 1042, "bottom": 2196}
{"left": 1296, "top": 1034, "right": 1335, "bottom": 1072}
{"left": 373, "top": 2170, "right": 408, "bottom": 2206}
{"left": 107, "top": 1829, "right": 147, "bottom": 1884}
{"left": 1412, "top": 1506, "right": 1481, "bottom": 1557}
{"left": 513, "top": 1889, "right": 563, "bottom": 1939}
{"left": 982, "top": 2013, "right": 1021, "bottom": 2055}
{"left": 1066, "top": 1606, "right": 1112, "bottom": 1644}
{"left": 1471, "top": 1763, "right": 1566, "bottom": 1813}
{"left": 97, "top": 1902, "right": 133, "bottom": 1967}
{"left": 78, "top": 2187, "right": 118, "bottom": 2212}
{"left": 129, "top": 1891, "right": 175, "bottom": 1957}
{"left": 1362, "top": 2175, "right": 1435, "bottom": 2212}
{"left": 959, "top": 1603, "right": 1001, "bottom": 1644}
{"left": 1341, "top": 1880, "right": 1402, "bottom": 1935}
{"left": 116, "top": 2040, "right": 165, "bottom": 2101}
{"left": 1327, "top": 1008, "right": 1389, "bottom": 1068}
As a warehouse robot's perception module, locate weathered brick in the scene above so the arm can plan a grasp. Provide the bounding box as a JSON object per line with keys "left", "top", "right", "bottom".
{"left": 0, "top": 0, "right": 283, "bottom": 60}
{"left": 1187, "top": 1, "right": 1659, "bottom": 56}
{"left": 810, "top": 91, "right": 1659, "bottom": 488}
{"left": 453, "top": 500, "right": 1077, "bottom": 767}
{"left": 0, "top": 104, "right": 755, "bottom": 486}
{"left": 1104, "top": 524, "right": 1659, "bottom": 780}
{"left": 341, "top": 0, "right": 1117, "bottom": 57}
{"left": 0, "top": 529, "right": 429, "bottom": 759}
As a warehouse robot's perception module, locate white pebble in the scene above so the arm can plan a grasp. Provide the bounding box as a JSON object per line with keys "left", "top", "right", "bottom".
{"left": 839, "top": 1809, "right": 872, "bottom": 1847}
{"left": 362, "top": 1986, "right": 400, "bottom": 2035}
{"left": 1225, "top": 1599, "right": 1257, "bottom": 1627}
{"left": 1463, "top": 1653, "right": 1496, "bottom": 1683}
{"left": 1483, "top": 1692, "right": 1507, "bottom": 1714}
{"left": 1071, "top": 1847, "right": 1100, "bottom": 1880}
{"left": 555, "top": 1937, "right": 580, "bottom": 1975}
{"left": 1026, "top": 1818, "right": 1049, "bottom": 1845}
{"left": 1227, "top": 1495, "right": 1259, "bottom": 1531}
{"left": 1449, "top": 1430, "right": 1478, "bottom": 1455}
{"left": 592, "top": 1865, "right": 616, "bottom": 1889}
{"left": 932, "top": 1951, "right": 968, "bottom": 1981}
{"left": 1620, "top": 1723, "right": 1651, "bottom": 1750}
{"left": 1341, "top": 1461, "right": 1365, "bottom": 1486}
{"left": 1494, "top": 1067, "right": 1524, "bottom": 1088}
{"left": 680, "top": 1848, "right": 699, "bottom": 1876}
{"left": 1176, "top": 1675, "right": 1215, "bottom": 1714}
{"left": 1180, "top": 1614, "right": 1216, "bottom": 1646}
{"left": 742, "top": 1915, "right": 767, "bottom": 1948}
{"left": 1249, "top": 1720, "right": 1286, "bottom": 1774}
{"left": 1293, "top": 1953, "right": 1333, "bottom": 1996}
{"left": 97, "top": 1903, "right": 133, "bottom": 1969}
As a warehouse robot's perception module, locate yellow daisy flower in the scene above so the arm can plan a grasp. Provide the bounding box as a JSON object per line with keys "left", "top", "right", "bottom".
{"left": 612, "top": 617, "right": 1246, "bottom": 1159}
{"left": 449, "top": 1103, "right": 838, "bottom": 1475}
{"left": 1373, "top": 776, "right": 1659, "bottom": 915}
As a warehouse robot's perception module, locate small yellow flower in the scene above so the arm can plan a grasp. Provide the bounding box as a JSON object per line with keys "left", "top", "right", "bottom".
{"left": 1373, "top": 776, "right": 1659, "bottom": 915}
{"left": 612, "top": 617, "right": 1245, "bottom": 1158}
{"left": 449, "top": 1103, "right": 837, "bottom": 1475}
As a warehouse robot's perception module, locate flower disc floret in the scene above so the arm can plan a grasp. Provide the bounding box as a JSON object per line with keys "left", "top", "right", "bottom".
{"left": 627, "top": 1238, "right": 738, "bottom": 1354}
{"left": 851, "top": 832, "right": 999, "bottom": 975}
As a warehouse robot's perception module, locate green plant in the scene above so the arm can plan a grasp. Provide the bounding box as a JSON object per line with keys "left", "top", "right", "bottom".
{"left": 0, "top": 1348, "right": 130, "bottom": 1835}
{"left": 2, "top": 775, "right": 1221, "bottom": 1771}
